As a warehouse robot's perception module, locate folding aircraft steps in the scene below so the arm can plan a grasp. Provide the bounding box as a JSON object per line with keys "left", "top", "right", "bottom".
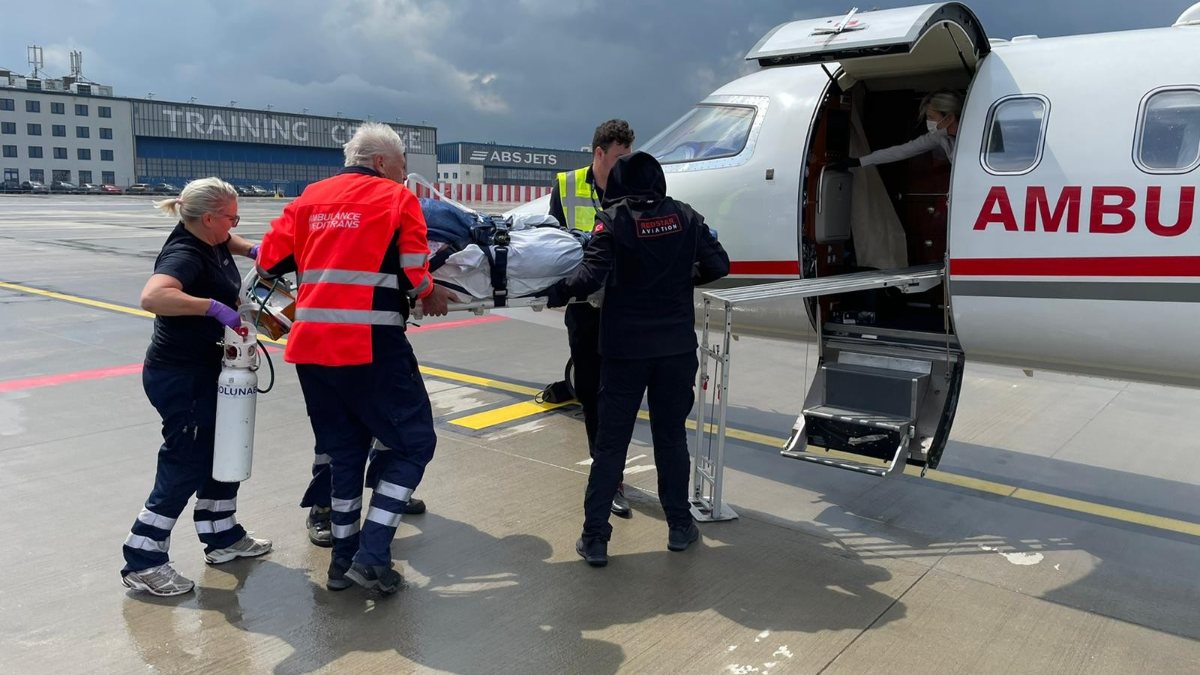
{"left": 690, "top": 264, "right": 960, "bottom": 520}
{"left": 782, "top": 358, "right": 930, "bottom": 477}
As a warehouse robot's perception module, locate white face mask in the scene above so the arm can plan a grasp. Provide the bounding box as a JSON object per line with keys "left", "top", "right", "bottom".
{"left": 926, "top": 119, "right": 942, "bottom": 134}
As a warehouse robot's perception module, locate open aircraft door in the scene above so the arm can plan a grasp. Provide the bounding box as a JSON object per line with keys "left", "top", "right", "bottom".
{"left": 745, "top": 3, "right": 989, "bottom": 80}
{"left": 696, "top": 5, "right": 992, "bottom": 496}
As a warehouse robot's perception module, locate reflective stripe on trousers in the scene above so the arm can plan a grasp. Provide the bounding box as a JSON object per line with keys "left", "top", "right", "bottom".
{"left": 125, "top": 534, "right": 170, "bottom": 553}
{"left": 136, "top": 507, "right": 177, "bottom": 531}
{"left": 195, "top": 498, "right": 236, "bottom": 512}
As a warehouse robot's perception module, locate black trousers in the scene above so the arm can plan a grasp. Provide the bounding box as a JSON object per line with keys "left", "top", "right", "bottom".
{"left": 582, "top": 351, "right": 698, "bottom": 541}
{"left": 565, "top": 303, "right": 601, "bottom": 456}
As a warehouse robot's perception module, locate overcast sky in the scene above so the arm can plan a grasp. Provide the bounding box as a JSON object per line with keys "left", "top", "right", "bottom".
{"left": 2, "top": 1, "right": 1193, "bottom": 150}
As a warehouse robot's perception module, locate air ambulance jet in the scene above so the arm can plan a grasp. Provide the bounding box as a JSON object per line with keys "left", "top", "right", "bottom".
{"left": 512, "top": 2, "right": 1200, "bottom": 478}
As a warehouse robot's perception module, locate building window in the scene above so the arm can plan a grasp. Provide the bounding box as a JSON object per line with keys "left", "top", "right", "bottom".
{"left": 79, "top": 170, "right": 93, "bottom": 184}
{"left": 76, "top": 126, "right": 90, "bottom": 138}
{"left": 982, "top": 95, "right": 1050, "bottom": 175}
{"left": 99, "top": 106, "right": 112, "bottom": 118}
{"left": 453, "top": 172, "right": 458, "bottom": 179}
{"left": 0, "top": 122, "right": 15, "bottom": 135}
{"left": 102, "top": 171, "right": 115, "bottom": 184}
{"left": 51, "top": 102, "right": 64, "bottom": 114}
{"left": 28, "top": 123, "right": 42, "bottom": 136}
{"left": 100, "top": 127, "right": 113, "bottom": 140}
{"left": 78, "top": 148, "right": 92, "bottom": 160}
{"left": 52, "top": 124, "right": 66, "bottom": 137}
{"left": 26, "top": 100, "right": 40, "bottom": 113}
{"left": 75, "top": 104, "right": 89, "bottom": 116}
{"left": 101, "top": 149, "right": 114, "bottom": 161}
{"left": 52, "top": 169, "right": 71, "bottom": 183}
{"left": 4, "top": 168, "right": 18, "bottom": 182}
{"left": 28, "top": 146, "right": 43, "bottom": 159}
{"left": 30, "top": 169, "right": 44, "bottom": 182}
{"left": 2, "top": 146, "right": 16, "bottom": 158}
{"left": 0, "top": 98, "right": 13, "bottom": 111}
{"left": 53, "top": 147, "right": 67, "bottom": 159}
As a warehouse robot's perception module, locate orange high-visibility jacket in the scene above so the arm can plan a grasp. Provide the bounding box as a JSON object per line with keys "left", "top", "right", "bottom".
{"left": 258, "top": 167, "right": 434, "bottom": 366}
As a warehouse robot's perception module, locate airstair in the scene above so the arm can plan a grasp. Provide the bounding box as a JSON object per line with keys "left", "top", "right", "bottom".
{"left": 690, "top": 264, "right": 960, "bottom": 522}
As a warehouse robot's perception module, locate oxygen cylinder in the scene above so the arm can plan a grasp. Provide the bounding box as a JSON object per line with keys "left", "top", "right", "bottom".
{"left": 213, "top": 321, "right": 258, "bottom": 482}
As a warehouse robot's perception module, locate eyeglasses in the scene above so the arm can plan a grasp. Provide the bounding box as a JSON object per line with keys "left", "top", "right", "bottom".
{"left": 216, "top": 213, "right": 240, "bottom": 227}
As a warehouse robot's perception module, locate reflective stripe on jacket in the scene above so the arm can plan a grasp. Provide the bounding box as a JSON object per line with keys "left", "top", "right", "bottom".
{"left": 555, "top": 166, "right": 599, "bottom": 232}
{"left": 258, "top": 167, "right": 433, "bottom": 366}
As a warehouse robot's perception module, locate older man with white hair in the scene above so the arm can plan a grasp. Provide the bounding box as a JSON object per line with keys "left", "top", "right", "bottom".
{"left": 257, "top": 122, "right": 455, "bottom": 595}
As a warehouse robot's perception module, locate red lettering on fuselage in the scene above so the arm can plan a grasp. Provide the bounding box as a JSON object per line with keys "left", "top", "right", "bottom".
{"left": 974, "top": 186, "right": 1196, "bottom": 237}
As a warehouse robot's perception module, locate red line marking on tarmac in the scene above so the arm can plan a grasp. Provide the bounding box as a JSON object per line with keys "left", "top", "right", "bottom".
{"left": 408, "top": 315, "right": 508, "bottom": 333}
{"left": 0, "top": 320, "right": 496, "bottom": 393}
{"left": 0, "top": 363, "right": 144, "bottom": 393}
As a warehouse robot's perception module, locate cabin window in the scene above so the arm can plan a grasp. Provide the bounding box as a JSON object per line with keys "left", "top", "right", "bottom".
{"left": 642, "top": 104, "right": 757, "bottom": 164}
{"left": 1135, "top": 88, "right": 1200, "bottom": 174}
{"left": 981, "top": 95, "right": 1049, "bottom": 175}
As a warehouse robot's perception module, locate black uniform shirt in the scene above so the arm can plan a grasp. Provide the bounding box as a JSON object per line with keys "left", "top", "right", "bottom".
{"left": 144, "top": 222, "right": 241, "bottom": 370}
{"left": 550, "top": 153, "right": 729, "bottom": 359}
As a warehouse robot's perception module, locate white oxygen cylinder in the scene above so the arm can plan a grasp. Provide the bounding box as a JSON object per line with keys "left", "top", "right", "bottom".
{"left": 213, "top": 321, "right": 258, "bottom": 482}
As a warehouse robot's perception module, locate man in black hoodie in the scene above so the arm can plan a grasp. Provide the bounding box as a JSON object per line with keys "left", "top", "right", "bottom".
{"left": 541, "top": 152, "right": 730, "bottom": 566}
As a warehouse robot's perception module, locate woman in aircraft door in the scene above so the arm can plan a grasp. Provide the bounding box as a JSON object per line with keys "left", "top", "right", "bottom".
{"left": 831, "top": 90, "right": 963, "bottom": 169}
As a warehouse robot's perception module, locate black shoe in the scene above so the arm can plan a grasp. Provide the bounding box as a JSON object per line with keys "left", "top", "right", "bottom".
{"left": 345, "top": 562, "right": 404, "bottom": 595}
{"left": 326, "top": 557, "right": 352, "bottom": 591}
{"left": 402, "top": 497, "right": 426, "bottom": 515}
{"left": 667, "top": 522, "right": 700, "bottom": 552}
{"left": 576, "top": 537, "right": 608, "bottom": 567}
{"left": 610, "top": 484, "right": 632, "bottom": 519}
{"left": 307, "top": 506, "right": 332, "bottom": 548}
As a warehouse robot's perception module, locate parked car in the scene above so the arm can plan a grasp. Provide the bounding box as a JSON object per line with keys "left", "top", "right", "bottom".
{"left": 125, "top": 183, "right": 152, "bottom": 195}
{"left": 152, "top": 183, "right": 180, "bottom": 195}
{"left": 79, "top": 183, "right": 102, "bottom": 194}
{"left": 1, "top": 179, "right": 24, "bottom": 193}
{"left": 234, "top": 184, "right": 254, "bottom": 197}
{"left": 51, "top": 180, "right": 81, "bottom": 194}
{"left": 248, "top": 185, "right": 273, "bottom": 197}
{"left": 22, "top": 180, "right": 50, "bottom": 194}
{"left": 100, "top": 184, "right": 123, "bottom": 195}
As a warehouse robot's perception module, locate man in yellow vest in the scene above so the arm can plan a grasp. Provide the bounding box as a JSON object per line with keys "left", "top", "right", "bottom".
{"left": 547, "top": 119, "right": 635, "bottom": 517}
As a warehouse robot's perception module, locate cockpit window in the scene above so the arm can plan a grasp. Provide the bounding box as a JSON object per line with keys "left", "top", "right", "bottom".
{"left": 981, "top": 96, "right": 1049, "bottom": 175}
{"left": 641, "top": 105, "right": 757, "bottom": 164}
{"left": 1135, "top": 88, "right": 1200, "bottom": 174}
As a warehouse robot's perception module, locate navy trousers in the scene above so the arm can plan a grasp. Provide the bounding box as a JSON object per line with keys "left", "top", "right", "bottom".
{"left": 296, "top": 342, "right": 436, "bottom": 567}
{"left": 582, "top": 351, "right": 698, "bottom": 541}
{"left": 300, "top": 442, "right": 393, "bottom": 509}
{"left": 122, "top": 365, "right": 247, "bottom": 575}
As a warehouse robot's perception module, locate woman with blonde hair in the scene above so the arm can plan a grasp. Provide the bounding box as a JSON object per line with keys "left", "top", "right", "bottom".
{"left": 833, "top": 90, "right": 965, "bottom": 169}
{"left": 120, "top": 177, "right": 271, "bottom": 597}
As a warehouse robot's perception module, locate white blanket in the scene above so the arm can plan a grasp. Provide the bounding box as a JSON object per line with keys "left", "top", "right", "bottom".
{"left": 433, "top": 227, "right": 583, "bottom": 300}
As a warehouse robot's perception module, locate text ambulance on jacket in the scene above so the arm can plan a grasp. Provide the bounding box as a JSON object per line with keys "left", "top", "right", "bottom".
{"left": 257, "top": 166, "right": 434, "bottom": 366}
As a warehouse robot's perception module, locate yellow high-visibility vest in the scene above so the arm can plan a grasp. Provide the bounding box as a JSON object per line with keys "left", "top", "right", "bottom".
{"left": 556, "top": 166, "right": 599, "bottom": 232}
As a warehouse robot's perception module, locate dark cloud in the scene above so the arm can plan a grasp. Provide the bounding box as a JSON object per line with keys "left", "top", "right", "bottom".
{"left": 1, "top": 1, "right": 1192, "bottom": 149}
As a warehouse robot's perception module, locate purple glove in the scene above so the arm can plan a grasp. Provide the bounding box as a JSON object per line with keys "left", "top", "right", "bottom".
{"left": 205, "top": 299, "right": 241, "bottom": 329}
{"left": 248, "top": 244, "right": 260, "bottom": 260}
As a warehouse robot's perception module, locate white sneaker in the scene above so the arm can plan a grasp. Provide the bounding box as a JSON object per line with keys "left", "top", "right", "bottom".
{"left": 204, "top": 534, "right": 272, "bottom": 564}
{"left": 122, "top": 563, "right": 195, "bottom": 597}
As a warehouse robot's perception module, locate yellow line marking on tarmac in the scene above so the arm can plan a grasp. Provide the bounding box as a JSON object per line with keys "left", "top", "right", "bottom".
{"left": 419, "top": 366, "right": 542, "bottom": 397}
{"left": 6, "top": 281, "right": 1198, "bottom": 537}
{"left": 0, "top": 281, "right": 155, "bottom": 318}
{"left": 450, "top": 400, "right": 572, "bottom": 430}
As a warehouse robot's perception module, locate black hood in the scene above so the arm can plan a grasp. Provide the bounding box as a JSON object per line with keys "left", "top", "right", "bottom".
{"left": 601, "top": 151, "right": 666, "bottom": 207}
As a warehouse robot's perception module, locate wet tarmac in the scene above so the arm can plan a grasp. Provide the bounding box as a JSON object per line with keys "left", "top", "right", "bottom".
{"left": 1, "top": 194, "right": 1197, "bottom": 674}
